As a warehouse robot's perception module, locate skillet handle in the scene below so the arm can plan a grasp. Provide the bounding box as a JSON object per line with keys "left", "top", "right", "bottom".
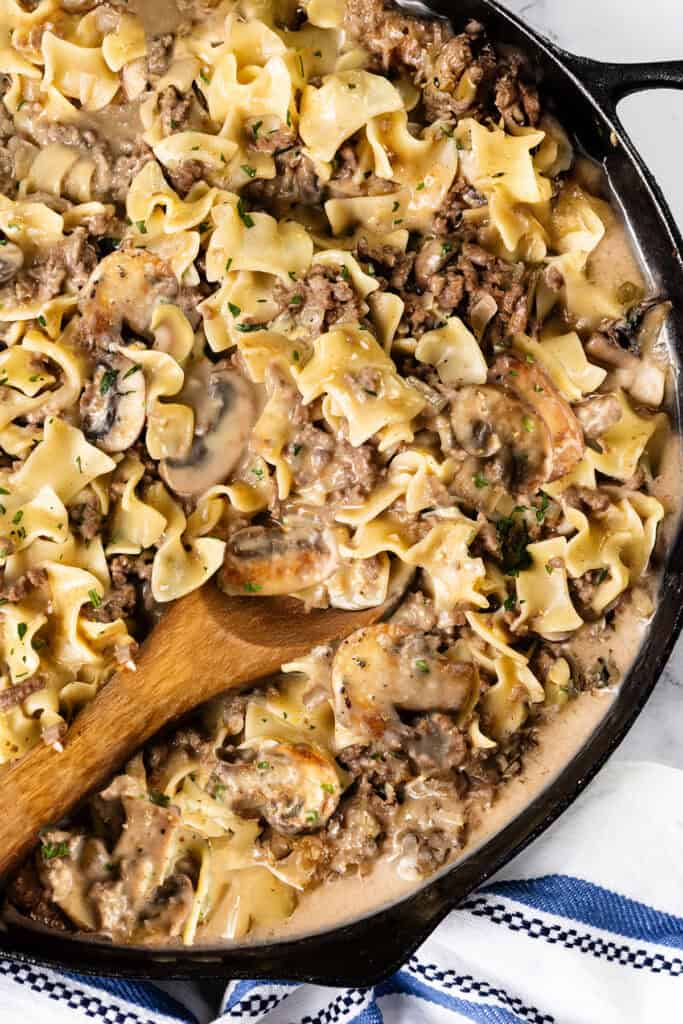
{"left": 551, "top": 50, "right": 683, "bottom": 119}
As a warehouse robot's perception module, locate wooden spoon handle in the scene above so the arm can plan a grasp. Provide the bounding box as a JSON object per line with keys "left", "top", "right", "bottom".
{"left": 0, "top": 587, "right": 308, "bottom": 876}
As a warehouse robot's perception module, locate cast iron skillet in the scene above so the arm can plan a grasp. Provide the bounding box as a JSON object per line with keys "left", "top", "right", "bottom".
{"left": 2, "top": 0, "right": 683, "bottom": 986}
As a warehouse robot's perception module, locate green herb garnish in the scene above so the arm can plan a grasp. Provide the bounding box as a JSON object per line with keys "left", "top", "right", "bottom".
{"left": 100, "top": 368, "right": 118, "bottom": 394}
{"left": 41, "top": 840, "right": 70, "bottom": 861}
{"left": 237, "top": 198, "right": 254, "bottom": 228}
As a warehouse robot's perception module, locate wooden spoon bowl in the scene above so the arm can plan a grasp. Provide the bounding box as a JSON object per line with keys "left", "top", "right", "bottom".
{"left": 0, "top": 583, "right": 398, "bottom": 878}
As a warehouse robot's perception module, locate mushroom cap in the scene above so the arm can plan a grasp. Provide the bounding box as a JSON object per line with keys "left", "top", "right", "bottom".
{"left": 80, "top": 352, "right": 146, "bottom": 453}
{"left": 332, "top": 623, "right": 476, "bottom": 745}
{"left": 219, "top": 520, "right": 338, "bottom": 597}
{"left": 80, "top": 249, "right": 178, "bottom": 339}
{"left": 488, "top": 352, "right": 584, "bottom": 481}
{"left": 451, "top": 384, "right": 552, "bottom": 492}
{"left": 160, "top": 362, "right": 256, "bottom": 497}
{"left": 218, "top": 738, "right": 341, "bottom": 835}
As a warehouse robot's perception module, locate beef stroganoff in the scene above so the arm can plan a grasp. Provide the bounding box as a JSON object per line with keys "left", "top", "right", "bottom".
{"left": 0, "top": 0, "right": 677, "bottom": 945}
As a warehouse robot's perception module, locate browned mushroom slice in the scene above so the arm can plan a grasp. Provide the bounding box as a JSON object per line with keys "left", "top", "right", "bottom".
{"left": 332, "top": 623, "right": 476, "bottom": 746}
{"left": 573, "top": 393, "right": 622, "bottom": 440}
{"left": 216, "top": 738, "right": 341, "bottom": 835}
{"left": 0, "top": 241, "right": 24, "bottom": 284}
{"left": 80, "top": 352, "right": 146, "bottom": 453}
{"left": 219, "top": 521, "right": 338, "bottom": 597}
{"left": 488, "top": 352, "right": 584, "bottom": 480}
{"left": 80, "top": 249, "right": 178, "bottom": 338}
{"left": 160, "top": 361, "right": 257, "bottom": 497}
{"left": 451, "top": 384, "right": 552, "bottom": 493}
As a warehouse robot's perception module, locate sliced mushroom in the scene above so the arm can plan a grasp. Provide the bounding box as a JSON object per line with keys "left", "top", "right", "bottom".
{"left": 160, "top": 361, "right": 256, "bottom": 497}
{"left": 451, "top": 384, "right": 552, "bottom": 492}
{"left": 218, "top": 520, "right": 338, "bottom": 597}
{"left": 216, "top": 738, "right": 341, "bottom": 834}
{"left": 573, "top": 393, "right": 622, "bottom": 440}
{"left": 489, "top": 353, "right": 585, "bottom": 481}
{"left": 332, "top": 623, "right": 476, "bottom": 747}
{"left": 585, "top": 332, "right": 636, "bottom": 371}
{"left": 80, "top": 249, "right": 179, "bottom": 339}
{"left": 414, "top": 238, "right": 449, "bottom": 290}
{"left": 0, "top": 241, "right": 24, "bottom": 284}
{"left": 80, "top": 352, "right": 146, "bottom": 453}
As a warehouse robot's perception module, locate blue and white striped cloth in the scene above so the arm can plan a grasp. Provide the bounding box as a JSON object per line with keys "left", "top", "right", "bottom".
{"left": 3, "top": 760, "right": 682, "bottom": 1024}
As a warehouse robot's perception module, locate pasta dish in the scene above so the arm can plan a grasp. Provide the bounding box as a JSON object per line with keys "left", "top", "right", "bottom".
{"left": 1, "top": 0, "right": 677, "bottom": 946}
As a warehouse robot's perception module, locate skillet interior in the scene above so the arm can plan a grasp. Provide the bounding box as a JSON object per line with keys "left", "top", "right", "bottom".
{"left": 2, "top": 0, "right": 683, "bottom": 985}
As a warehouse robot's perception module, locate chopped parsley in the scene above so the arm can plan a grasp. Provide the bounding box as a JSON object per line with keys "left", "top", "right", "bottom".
{"left": 545, "top": 562, "right": 554, "bottom": 575}
{"left": 257, "top": 761, "right": 270, "bottom": 770}
{"left": 339, "top": 265, "right": 350, "bottom": 281}
{"left": 503, "top": 594, "right": 517, "bottom": 612}
{"left": 17, "top": 622, "right": 27, "bottom": 641}
{"left": 88, "top": 589, "right": 102, "bottom": 608}
{"left": 286, "top": 107, "right": 292, "bottom": 126}
{"left": 100, "top": 368, "right": 118, "bottom": 394}
{"left": 149, "top": 791, "right": 170, "bottom": 807}
{"left": 496, "top": 507, "right": 531, "bottom": 577}
{"left": 244, "top": 581, "right": 262, "bottom": 592}
{"left": 235, "top": 322, "right": 263, "bottom": 333}
{"left": 251, "top": 466, "right": 264, "bottom": 479}
{"left": 292, "top": 350, "right": 300, "bottom": 362}
{"left": 321, "top": 783, "right": 335, "bottom": 794}
{"left": 135, "top": 219, "right": 147, "bottom": 234}
{"left": 37, "top": 314, "right": 47, "bottom": 328}
{"left": 522, "top": 415, "right": 535, "bottom": 433}
{"left": 41, "top": 840, "right": 70, "bottom": 861}
{"left": 293, "top": 443, "right": 302, "bottom": 456}
{"left": 492, "top": 171, "right": 506, "bottom": 178}
{"left": 198, "top": 221, "right": 210, "bottom": 233}
{"left": 288, "top": 271, "right": 297, "bottom": 281}
{"left": 213, "top": 783, "right": 226, "bottom": 800}
{"left": 225, "top": 257, "right": 233, "bottom": 273}
{"left": 0, "top": 487, "right": 10, "bottom": 495}
{"left": 442, "top": 242, "right": 452, "bottom": 255}
{"left": 123, "top": 363, "right": 142, "bottom": 380}
{"left": 251, "top": 120, "right": 262, "bottom": 139}
{"left": 289, "top": 294, "right": 303, "bottom": 306}
{"left": 535, "top": 491, "right": 550, "bottom": 523}
{"left": 298, "top": 54, "right": 305, "bottom": 77}
{"left": 392, "top": 200, "right": 400, "bottom": 212}
{"left": 76, "top": 455, "right": 82, "bottom": 473}
{"left": 241, "top": 164, "right": 256, "bottom": 178}
{"left": 596, "top": 568, "right": 610, "bottom": 584}
{"left": 0, "top": 238, "right": 6, "bottom": 246}
{"left": 199, "top": 68, "right": 210, "bottom": 83}
{"left": 237, "top": 198, "right": 254, "bottom": 228}
{"left": 305, "top": 809, "right": 319, "bottom": 823}
{"left": 228, "top": 302, "right": 241, "bottom": 317}
{"left": 473, "top": 472, "right": 488, "bottom": 489}
{"left": 12, "top": 510, "right": 22, "bottom": 525}
{"left": 415, "top": 658, "right": 430, "bottom": 674}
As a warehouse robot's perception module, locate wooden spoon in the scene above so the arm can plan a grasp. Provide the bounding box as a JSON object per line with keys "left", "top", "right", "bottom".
{"left": 0, "top": 582, "right": 400, "bottom": 878}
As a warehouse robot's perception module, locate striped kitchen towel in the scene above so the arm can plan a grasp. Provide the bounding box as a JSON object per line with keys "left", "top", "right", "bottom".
{"left": 2, "top": 759, "right": 682, "bottom": 1024}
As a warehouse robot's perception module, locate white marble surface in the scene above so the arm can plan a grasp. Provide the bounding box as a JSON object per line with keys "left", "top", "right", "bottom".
{"left": 498, "top": 0, "right": 683, "bottom": 768}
